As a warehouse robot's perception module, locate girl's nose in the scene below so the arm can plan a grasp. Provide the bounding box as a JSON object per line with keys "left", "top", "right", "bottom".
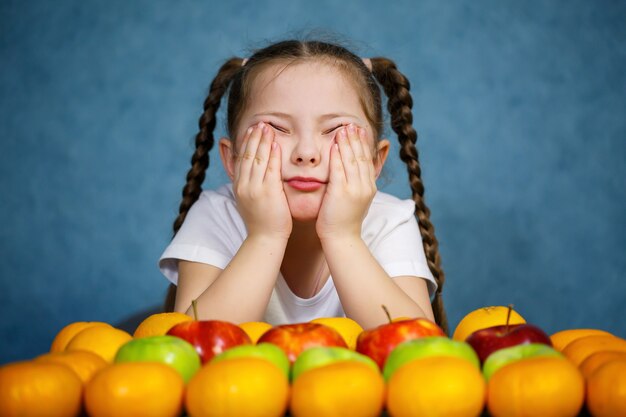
{"left": 291, "top": 135, "right": 321, "bottom": 166}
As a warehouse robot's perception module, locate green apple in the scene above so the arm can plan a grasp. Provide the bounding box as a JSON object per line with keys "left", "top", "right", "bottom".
{"left": 291, "top": 346, "right": 378, "bottom": 381}
{"left": 114, "top": 335, "right": 201, "bottom": 383}
{"left": 210, "top": 343, "right": 290, "bottom": 378}
{"left": 483, "top": 343, "right": 563, "bottom": 380}
{"left": 383, "top": 336, "right": 480, "bottom": 381}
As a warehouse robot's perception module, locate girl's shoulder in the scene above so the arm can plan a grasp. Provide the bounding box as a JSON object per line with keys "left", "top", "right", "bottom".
{"left": 362, "top": 191, "right": 420, "bottom": 246}
{"left": 370, "top": 190, "right": 415, "bottom": 215}
{"left": 180, "top": 182, "right": 245, "bottom": 237}
{"left": 364, "top": 191, "right": 417, "bottom": 231}
{"left": 188, "top": 183, "right": 239, "bottom": 220}
{"left": 200, "top": 183, "right": 235, "bottom": 200}
{"left": 195, "top": 183, "right": 236, "bottom": 206}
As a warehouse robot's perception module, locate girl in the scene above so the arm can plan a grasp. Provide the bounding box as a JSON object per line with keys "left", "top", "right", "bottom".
{"left": 159, "top": 40, "right": 448, "bottom": 332}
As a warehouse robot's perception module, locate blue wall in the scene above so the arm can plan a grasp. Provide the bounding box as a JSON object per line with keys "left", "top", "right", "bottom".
{"left": 1, "top": 0, "right": 624, "bottom": 363}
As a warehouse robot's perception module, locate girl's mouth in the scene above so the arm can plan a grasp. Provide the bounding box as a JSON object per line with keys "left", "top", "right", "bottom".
{"left": 285, "top": 177, "right": 326, "bottom": 192}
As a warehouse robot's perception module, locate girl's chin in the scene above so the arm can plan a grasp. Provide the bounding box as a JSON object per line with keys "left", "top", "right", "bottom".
{"left": 288, "top": 207, "right": 320, "bottom": 223}
{"left": 285, "top": 196, "right": 322, "bottom": 223}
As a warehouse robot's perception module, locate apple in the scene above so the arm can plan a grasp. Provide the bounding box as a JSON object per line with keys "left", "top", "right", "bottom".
{"left": 167, "top": 319, "right": 251, "bottom": 363}
{"left": 210, "top": 342, "right": 290, "bottom": 378}
{"left": 383, "top": 336, "right": 480, "bottom": 381}
{"left": 482, "top": 343, "right": 563, "bottom": 380}
{"left": 466, "top": 323, "right": 552, "bottom": 364}
{"left": 291, "top": 346, "right": 378, "bottom": 381}
{"left": 114, "top": 335, "right": 201, "bottom": 383}
{"left": 452, "top": 304, "right": 526, "bottom": 342}
{"left": 356, "top": 314, "right": 445, "bottom": 370}
{"left": 257, "top": 323, "right": 347, "bottom": 364}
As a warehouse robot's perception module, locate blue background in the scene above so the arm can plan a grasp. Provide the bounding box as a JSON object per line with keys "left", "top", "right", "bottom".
{"left": 1, "top": 0, "right": 624, "bottom": 363}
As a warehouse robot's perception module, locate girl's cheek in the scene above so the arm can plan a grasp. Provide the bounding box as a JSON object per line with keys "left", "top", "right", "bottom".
{"left": 275, "top": 137, "right": 291, "bottom": 171}
{"left": 318, "top": 142, "right": 333, "bottom": 175}
{"left": 323, "top": 139, "right": 335, "bottom": 159}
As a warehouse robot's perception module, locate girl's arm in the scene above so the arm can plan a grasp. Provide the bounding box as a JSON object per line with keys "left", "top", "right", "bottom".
{"left": 175, "top": 234, "right": 287, "bottom": 321}
{"left": 317, "top": 124, "right": 433, "bottom": 329}
{"left": 175, "top": 122, "right": 291, "bottom": 321}
{"left": 320, "top": 235, "right": 434, "bottom": 329}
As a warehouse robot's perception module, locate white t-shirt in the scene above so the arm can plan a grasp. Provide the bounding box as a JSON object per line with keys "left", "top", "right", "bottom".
{"left": 159, "top": 184, "right": 436, "bottom": 325}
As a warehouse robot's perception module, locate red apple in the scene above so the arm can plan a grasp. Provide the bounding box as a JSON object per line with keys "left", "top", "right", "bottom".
{"left": 356, "top": 318, "right": 445, "bottom": 369}
{"left": 257, "top": 323, "right": 347, "bottom": 364}
{"left": 167, "top": 320, "right": 251, "bottom": 364}
{"left": 465, "top": 323, "right": 552, "bottom": 364}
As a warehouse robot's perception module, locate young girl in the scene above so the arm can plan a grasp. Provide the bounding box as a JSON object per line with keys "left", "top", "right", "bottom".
{"left": 159, "top": 39, "right": 448, "bottom": 332}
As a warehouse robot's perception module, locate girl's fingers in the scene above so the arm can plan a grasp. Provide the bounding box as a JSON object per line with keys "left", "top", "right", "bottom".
{"left": 350, "top": 125, "right": 372, "bottom": 184}
{"left": 233, "top": 125, "right": 254, "bottom": 183}
{"left": 328, "top": 140, "right": 346, "bottom": 185}
{"left": 360, "top": 127, "right": 377, "bottom": 185}
{"left": 250, "top": 123, "right": 274, "bottom": 185}
{"left": 265, "top": 140, "right": 282, "bottom": 183}
{"left": 236, "top": 122, "right": 264, "bottom": 184}
{"left": 337, "top": 126, "right": 359, "bottom": 183}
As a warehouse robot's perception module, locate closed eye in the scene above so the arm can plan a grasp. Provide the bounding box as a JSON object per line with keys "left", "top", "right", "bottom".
{"left": 323, "top": 124, "right": 346, "bottom": 135}
{"left": 268, "top": 122, "right": 289, "bottom": 134}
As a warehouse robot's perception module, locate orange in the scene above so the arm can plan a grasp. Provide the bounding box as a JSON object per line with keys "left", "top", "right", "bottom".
{"left": 550, "top": 328, "right": 613, "bottom": 352}
{"left": 133, "top": 311, "right": 193, "bottom": 338}
{"left": 561, "top": 334, "right": 626, "bottom": 366}
{"left": 310, "top": 317, "right": 364, "bottom": 350}
{"left": 579, "top": 351, "right": 626, "bottom": 379}
{"left": 238, "top": 321, "right": 273, "bottom": 344}
{"left": 35, "top": 350, "right": 107, "bottom": 384}
{"left": 290, "top": 360, "right": 384, "bottom": 417}
{"left": 65, "top": 325, "right": 133, "bottom": 362}
{"left": 387, "top": 356, "right": 485, "bottom": 417}
{"left": 0, "top": 361, "right": 82, "bottom": 417}
{"left": 186, "top": 357, "right": 289, "bottom": 417}
{"left": 586, "top": 359, "right": 626, "bottom": 417}
{"left": 49, "top": 321, "right": 111, "bottom": 353}
{"left": 452, "top": 305, "right": 525, "bottom": 341}
{"left": 84, "top": 362, "right": 184, "bottom": 417}
{"left": 487, "top": 356, "right": 584, "bottom": 417}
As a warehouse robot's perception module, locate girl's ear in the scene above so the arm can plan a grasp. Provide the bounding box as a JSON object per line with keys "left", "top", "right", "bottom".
{"left": 374, "top": 139, "right": 391, "bottom": 178}
{"left": 219, "top": 137, "right": 236, "bottom": 180}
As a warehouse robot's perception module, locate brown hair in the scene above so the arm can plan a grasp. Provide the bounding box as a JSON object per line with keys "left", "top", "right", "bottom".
{"left": 165, "top": 40, "right": 448, "bottom": 333}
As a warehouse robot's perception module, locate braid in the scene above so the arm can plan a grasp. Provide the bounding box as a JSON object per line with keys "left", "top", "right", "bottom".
{"left": 370, "top": 57, "right": 449, "bottom": 334}
{"left": 164, "top": 57, "right": 243, "bottom": 312}
{"left": 172, "top": 57, "right": 243, "bottom": 234}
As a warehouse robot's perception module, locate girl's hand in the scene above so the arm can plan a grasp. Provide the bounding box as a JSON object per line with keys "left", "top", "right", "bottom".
{"left": 316, "top": 124, "right": 377, "bottom": 241}
{"left": 233, "top": 122, "right": 292, "bottom": 240}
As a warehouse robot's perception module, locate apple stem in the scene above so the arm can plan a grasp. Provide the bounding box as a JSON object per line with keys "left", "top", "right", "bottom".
{"left": 505, "top": 304, "right": 514, "bottom": 333}
{"left": 382, "top": 305, "right": 392, "bottom": 324}
{"left": 192, "top": 299, "right": 199, "bottom": 321}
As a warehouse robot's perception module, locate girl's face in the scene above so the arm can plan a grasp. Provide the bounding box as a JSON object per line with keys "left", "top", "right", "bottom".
{"left": 220, "top": 61, "right": 389, "bottom": 222}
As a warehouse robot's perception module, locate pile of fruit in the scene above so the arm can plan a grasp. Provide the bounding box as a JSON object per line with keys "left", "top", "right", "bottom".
{"left": 1, "top": 305, "right": 625, "bottom": 417}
